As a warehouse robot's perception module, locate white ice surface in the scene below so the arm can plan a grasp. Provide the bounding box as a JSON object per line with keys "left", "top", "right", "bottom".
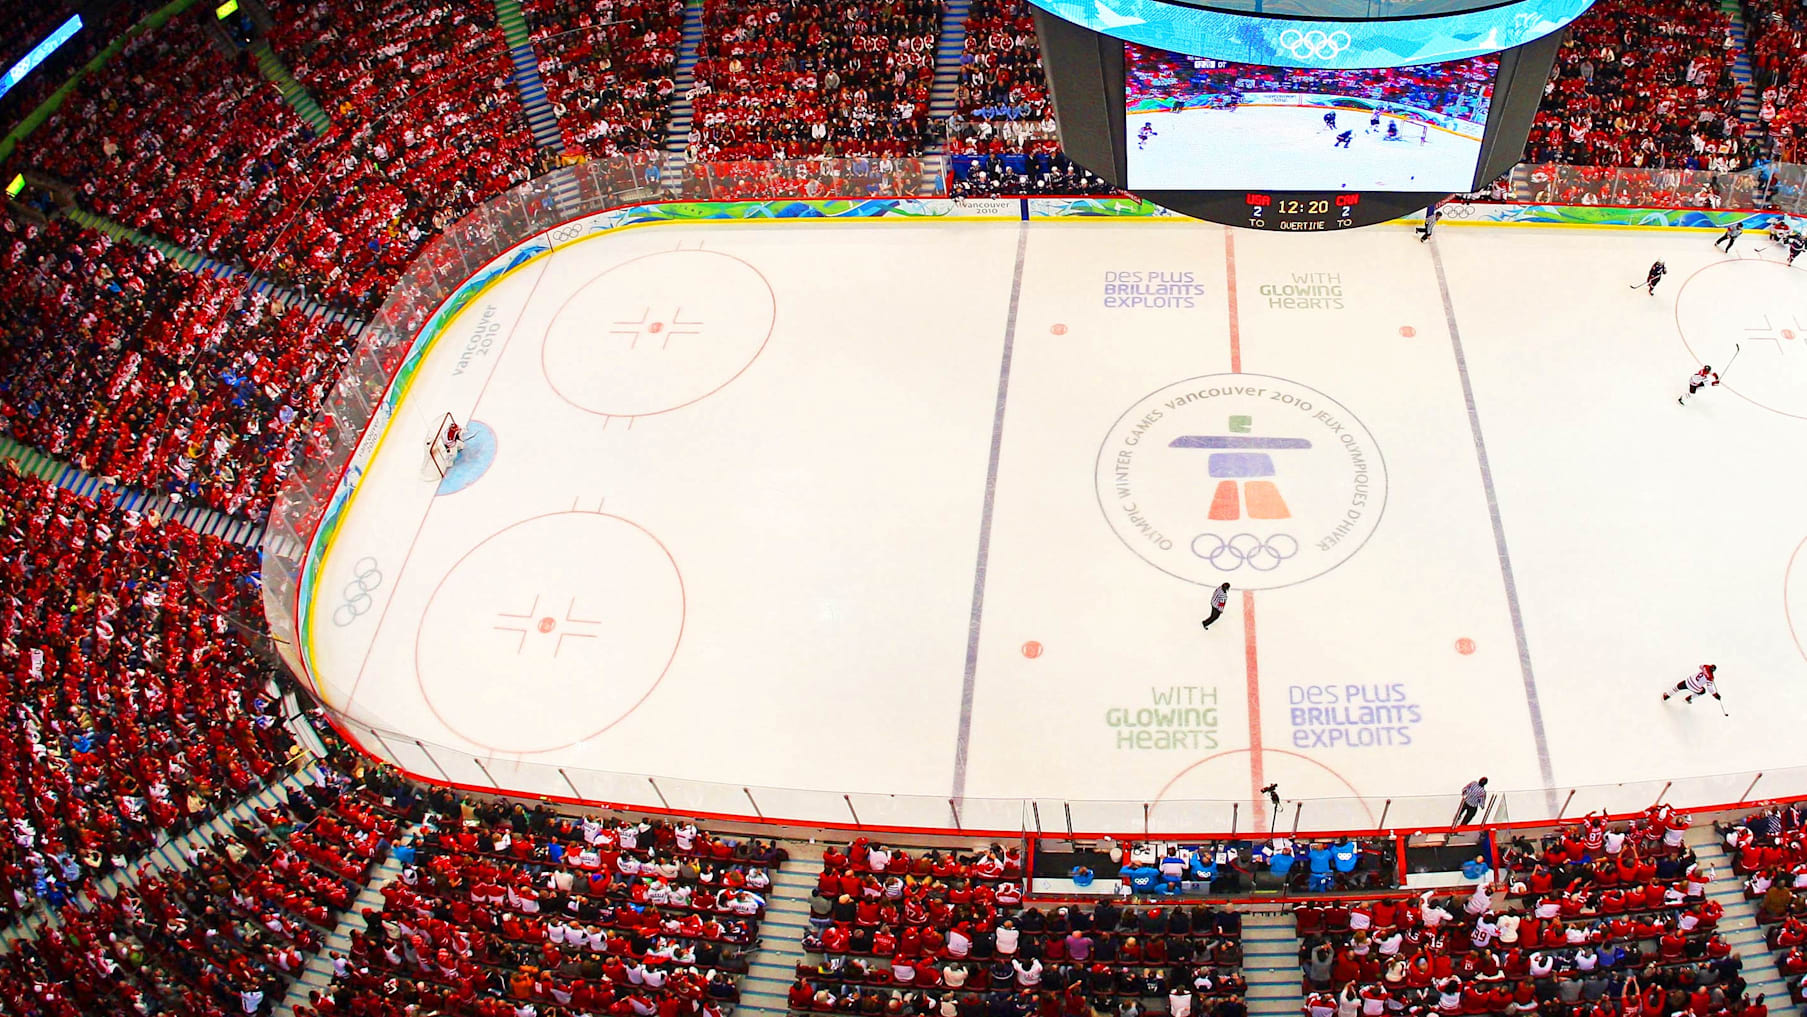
{"left": 303, "top": 217, "right": 1807, "bottom": 828}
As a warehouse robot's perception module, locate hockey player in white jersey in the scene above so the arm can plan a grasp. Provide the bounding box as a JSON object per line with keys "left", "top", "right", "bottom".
{"left": 1662, "top": 664, "right": 1721, "bottom": 704}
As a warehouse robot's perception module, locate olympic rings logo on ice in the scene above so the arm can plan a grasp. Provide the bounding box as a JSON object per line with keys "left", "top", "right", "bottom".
{"left": 332, "top": 557, "right": 384, "bottom": 627}
{"left": 1278, "top": 29, "right": 1351, "bottom": 61}
{"left": 1191, "top": 533, "right": 1301, "bottom": 572}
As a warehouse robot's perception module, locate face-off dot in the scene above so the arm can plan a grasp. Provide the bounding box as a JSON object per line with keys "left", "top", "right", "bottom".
{"left": 1456, "top": 637, "right": 1476, "bottom": 655}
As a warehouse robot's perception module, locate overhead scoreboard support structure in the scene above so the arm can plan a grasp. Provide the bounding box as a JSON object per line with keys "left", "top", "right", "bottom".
{"left": 1026, "top": 0, "right": 1598, "bottom": 229}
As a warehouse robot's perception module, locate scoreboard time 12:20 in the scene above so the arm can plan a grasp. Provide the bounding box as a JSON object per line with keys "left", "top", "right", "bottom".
{"left": 1244, "top": 193, "right": 1362, "bottom": 230}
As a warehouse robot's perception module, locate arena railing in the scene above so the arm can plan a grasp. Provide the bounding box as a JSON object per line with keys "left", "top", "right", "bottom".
{"left": 260, "top": 153, "right": 1806, "bottom": 840}
{"left": 1508, "top": 161, "right": 1807, "bottom": 213}
{"left": 309, "top": 703, "right": 1807, "bottom": 842}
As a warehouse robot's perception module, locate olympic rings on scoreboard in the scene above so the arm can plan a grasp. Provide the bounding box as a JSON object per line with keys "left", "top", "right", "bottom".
{"left": 1277, "top": 29, "right": 1351, "bottom": 61}
{"left": 332, "top": 557, "right": 385, "bottom": 627}
{"left": 1190, "top": 533, "right": 1301, "bottom": 572}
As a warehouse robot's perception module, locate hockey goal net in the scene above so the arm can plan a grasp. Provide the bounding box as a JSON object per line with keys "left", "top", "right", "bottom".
{"left": 427, "top": 413, "right": 462, "bottom": 478}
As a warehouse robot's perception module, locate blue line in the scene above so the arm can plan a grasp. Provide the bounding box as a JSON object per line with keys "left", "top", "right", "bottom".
{"left": 1430, "top": 241, "right": 1557, "bottom": 802}
{"left": 951, "top": 223, "right": 1030, "bottom": 802}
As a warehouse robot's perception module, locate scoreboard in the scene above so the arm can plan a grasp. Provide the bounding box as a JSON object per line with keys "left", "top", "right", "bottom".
{"left": 1244, "top": 193, "right": 1362, "bottom": 231}
{"left": 1027, "top": 0, "right": 1593, "bottom": 229}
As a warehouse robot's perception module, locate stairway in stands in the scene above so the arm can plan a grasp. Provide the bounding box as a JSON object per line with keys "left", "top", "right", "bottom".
{"left": 737, "top": 840, "right": 827, "bottom": 1015}
{"left": 1719, "top": 0, "right": 1766, "bottom": 137}
{"left": 274, "top": 822, "right": 423, "bottom": 1017}
{"left": 661, "top": 0, "right": 708, "bottom": 186}
{"left": 490, "top": 0, "right": 590, "bottom": 211}
{"left": 491, "top": 0, "right": 567, "bottom": 152}
{"left": 918, "top": 0, "right": 973, "bottom": 194}
{"left": 1688, "top": 825, "right": 1793, "bottom": 1006}
{"left": 251, "top": 39, "right": 332, "bottom": 135}
{"left": 1244, "top": 911, "right": 1305, "bottom": 1017}
{"left": 61, "top": 207, "right": 367, "bottom": 330}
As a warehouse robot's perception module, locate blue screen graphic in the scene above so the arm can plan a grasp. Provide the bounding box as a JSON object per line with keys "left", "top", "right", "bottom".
{"left": 1029, "top": 0, "right": 1590, "bottom": 68}
{"left": 0, "top": 15, "right": 84, "bottom": 102}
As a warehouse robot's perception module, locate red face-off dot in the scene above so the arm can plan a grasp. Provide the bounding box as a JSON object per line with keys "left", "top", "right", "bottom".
{"left": 1022, "top": 640, "right": 1044, "bottom": 659}
{"left": 537, "top": 617, "right": 557, "bottom": 633}
{"left": 1399, "top": 326, "right": 1417, "bottom": 338}
{"left": 1051, "top": 324, "right": 1068, "bottom": 335}
{"left": 1785, "top": 329, "right": 1797, "bottom": 340}
{"left": 647, "top": 321, "right": 664, "bottom": 333}
{"left": 1455, "top": 637, "right": 1476, "bottom": 655}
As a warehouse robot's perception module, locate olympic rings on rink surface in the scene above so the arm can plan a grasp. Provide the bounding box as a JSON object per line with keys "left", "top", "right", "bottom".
{"left": 1190, "top": 533, "right": 1301, "bottom": 572}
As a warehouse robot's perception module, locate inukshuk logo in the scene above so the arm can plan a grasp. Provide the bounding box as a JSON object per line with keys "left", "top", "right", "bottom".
{"left": 1096, "top": 374, "right": 1387, "bottom": 589}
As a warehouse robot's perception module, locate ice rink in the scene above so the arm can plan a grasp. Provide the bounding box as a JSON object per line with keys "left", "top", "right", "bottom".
{"left": 1127, "top": 105, "right": 1485, "bottom": 192}
{"left": 303, "top": 213, "right": 1807, "bottom": 829}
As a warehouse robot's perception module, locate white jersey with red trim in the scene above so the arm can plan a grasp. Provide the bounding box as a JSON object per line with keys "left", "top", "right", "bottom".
{"left": 1684, "top": 667, "right": 1718, "bottom": 695}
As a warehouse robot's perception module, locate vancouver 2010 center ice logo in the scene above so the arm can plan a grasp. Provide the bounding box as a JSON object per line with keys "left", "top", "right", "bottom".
{"left": 1095, "top": 374, "right": 1387, "bottom": 590}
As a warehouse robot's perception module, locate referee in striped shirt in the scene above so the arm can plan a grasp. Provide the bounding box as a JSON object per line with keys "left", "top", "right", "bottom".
{"left": 1455, "top": 777, "right": 1488, "bottom": 826}
{"left": 1201, "top": 582, "right": 1231, "bottom": 631}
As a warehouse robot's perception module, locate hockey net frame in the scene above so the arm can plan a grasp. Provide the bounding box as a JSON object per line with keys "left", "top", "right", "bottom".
{"left": 427, "top": 412, "right": 460, "bottom": 478}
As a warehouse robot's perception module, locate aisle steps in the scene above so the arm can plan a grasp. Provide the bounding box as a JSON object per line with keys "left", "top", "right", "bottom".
{"left": 274, "top": 823, "right": 423, "bottom": 1017}
{"left": 662, "top": 0, "right": 708, "bottom": 185}
{"left": 1244, "top": 912, "right": 1305, "bottom": 1017}
{"left": 492, "top": 0, "right": 568, "bottom": 152}
{"left": 252, "top": 39, "right": 332, "bottom": 134}
{"left": 739, "top": 841, "right": 827, "bottom": 1016}
{"left": 1718, "top": 0, "right": 1765, "bottom": 139}
{"left": 1688, "top": 827, "right": 1791, "bottom": 1007}
{"left": 918, "top": 0, "right": 973, "bottom": 194}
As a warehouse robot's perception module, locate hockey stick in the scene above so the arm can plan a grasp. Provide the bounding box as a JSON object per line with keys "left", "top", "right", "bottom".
{"left": 1723, "top": 343, "right": 1742, "bottom": 378}
{"left": 1717, "top": 696, "right": 1729, "bottom": 717}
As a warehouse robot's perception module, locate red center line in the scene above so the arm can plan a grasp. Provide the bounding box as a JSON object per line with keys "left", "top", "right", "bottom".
{"left": 1224, "top": 227, "right": 1242, "bottom": 374}
{"left": 1243, "top": 590, "right": 1266, "bottom": 832}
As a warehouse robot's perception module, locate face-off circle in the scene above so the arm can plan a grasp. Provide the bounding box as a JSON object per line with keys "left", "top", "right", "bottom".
{"left": 1675, "top": 259, "right": 1807, "bottom": 419}
{"left": 1095, "top": 374, "right": 1387, "bottom": 590}
{"left": 415, "top": 511, "right": 685, "bottom": 753}
{"left": 542, "top": 249, "right": 776, "bottom": 417}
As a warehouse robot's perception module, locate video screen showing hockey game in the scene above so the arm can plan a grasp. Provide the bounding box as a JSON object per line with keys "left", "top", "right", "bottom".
{"left": 1124, "top": 42, "right": 1499, "bottom": 192}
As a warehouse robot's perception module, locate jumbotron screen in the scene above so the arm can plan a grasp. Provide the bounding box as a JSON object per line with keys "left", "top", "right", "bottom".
{"left": 1124, "top": 42, "right": 1499, "bottom": 191}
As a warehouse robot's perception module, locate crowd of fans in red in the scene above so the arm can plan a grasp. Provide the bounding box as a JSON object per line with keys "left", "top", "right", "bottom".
{"left": 295, "top": 784, "right": 785, "bottom": 1017}
{"left": 946, "top": 0, "right": 1077, "bottom": 194}
{"left": 0, "top": 758, "right": 397, "bottom": 1016}
{"left": 791, "top": 839, "right": 1250, "bottom": 1017}
{"left": 1741, "top": 0, "right": 1807, "bottom": 161}
{"left": 1525, "top": 0, "right": 1747, "bottom": 171}
{"left": 0, "top": 468, "right": 298, "bottom": 925}
{"left": 259, "top": 0, "right": 541, "bottom": 311}
{"left": 0, "top": 216, "right": 358, "bottom": 518}
{"left": 525, "top": 0, "right": 681, "bottom": 159}
{"left": 1299, "top": 808, "right": 1755, "bottom": 1017}
{"left": 27, "top": 15, "right": 317, "bottom": 268}
{"left": 688, "top": 0, "right": 939, "bottom": 160}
